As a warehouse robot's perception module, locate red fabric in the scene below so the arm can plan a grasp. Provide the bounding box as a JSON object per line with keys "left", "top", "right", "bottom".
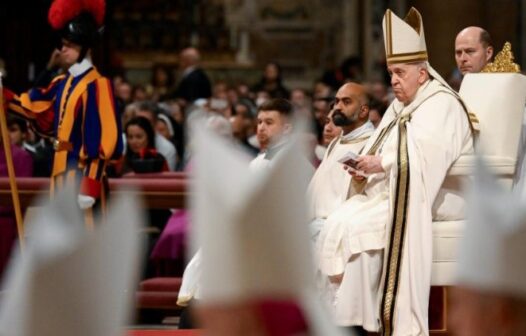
{"left": 162, "top": 161, "right": 169, "bottom": 172}
{"left": 253, "top": 299, "right": 308, "bottom": 336}
{"left": 48, "top": 0, "right": 84, "bottom": 29}
{"left": 79, "top": 176, "right": 101, "bottom": 198}
{"left": 139, "top": 148, "right": 158, "bottom": 159}
{"left": 82, "top": 0, "right": 106, "bottom": 26}
{"left": 140, "top": 277, "right": 183, "bottom": 292}
{"left": 136, "top": 291, "right": 179, "bottom": 309}
{"left": 48, "top": 0, "right": 105, "bottom": 30}
{"left": 33, "top": 107, "right": 55, "bottom": 135}
{"left": 2, "top": 88, "right": 15, "bottom": 102}
{"left": 127, "top": 330, "right": 201, "bottom": 336}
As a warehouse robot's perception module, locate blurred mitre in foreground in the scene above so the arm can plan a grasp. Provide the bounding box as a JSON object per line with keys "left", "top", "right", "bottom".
{"left": 0, "top": 187, "right": 144, "bottom": 336}
{"left": 456, "top": 158, "right": 526, "bottom": 298}
{"left": 191, "top": 126, "right": 346, "bottom": 335}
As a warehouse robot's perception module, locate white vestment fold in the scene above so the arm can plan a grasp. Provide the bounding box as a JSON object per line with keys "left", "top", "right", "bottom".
{"left": 308, "top": 121, "right": 375, "bottom": 240}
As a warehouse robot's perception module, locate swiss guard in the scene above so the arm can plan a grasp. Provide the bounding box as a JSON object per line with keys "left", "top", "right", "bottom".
{"left": 2, "top": 0, "right": 122, "bottom": 225}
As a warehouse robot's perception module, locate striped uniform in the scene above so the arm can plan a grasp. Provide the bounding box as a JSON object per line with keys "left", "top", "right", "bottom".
{"left": 4, "top": 66, "right": 123, "bottom": 200}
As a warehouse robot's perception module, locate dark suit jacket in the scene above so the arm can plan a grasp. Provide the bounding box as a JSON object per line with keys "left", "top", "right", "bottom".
{"left": 173, "top": 68, "right": 212, "bottom": 103}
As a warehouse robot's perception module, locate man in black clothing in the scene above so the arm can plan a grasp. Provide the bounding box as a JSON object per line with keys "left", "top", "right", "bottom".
{"left": 172, "top": 47, "right": 212, "bottom": 105}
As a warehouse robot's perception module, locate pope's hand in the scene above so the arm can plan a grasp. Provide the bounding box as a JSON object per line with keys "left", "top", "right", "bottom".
{"left": 343, "top": 165, "right": 367, "bottom": 181}
{"left": 355, "top": 155, "right": 384, "bottom": 175}
{"left": 77, "top": 194, "right": 96, "bottom": 210}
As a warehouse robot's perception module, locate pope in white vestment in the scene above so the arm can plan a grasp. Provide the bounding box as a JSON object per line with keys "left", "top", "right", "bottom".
{"left": 316, "top": 8, "right": 478, "bottom": 335}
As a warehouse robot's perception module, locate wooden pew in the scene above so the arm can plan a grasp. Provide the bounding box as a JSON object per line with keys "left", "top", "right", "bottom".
{"left": 0, "top": 175, "right": 188, "bottom": 209}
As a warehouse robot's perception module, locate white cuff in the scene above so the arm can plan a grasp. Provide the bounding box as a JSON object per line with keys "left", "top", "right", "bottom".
{"left": 77, "top": 194, "right": 96, "bottom": 210}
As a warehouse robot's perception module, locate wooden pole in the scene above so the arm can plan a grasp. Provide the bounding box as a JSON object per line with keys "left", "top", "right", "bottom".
{"left": 0, "top": 73, "right": 25, "bottom": 251}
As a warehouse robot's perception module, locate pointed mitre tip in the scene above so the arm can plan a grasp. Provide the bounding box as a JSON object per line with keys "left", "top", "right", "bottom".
{"left": 404, "top": 7, "right": 423, "bottom": 34}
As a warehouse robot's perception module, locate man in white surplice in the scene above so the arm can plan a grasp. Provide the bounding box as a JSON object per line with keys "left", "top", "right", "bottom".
{"left": 316, "top": 7, "right": 478, "bottom": 335}
{"left": 309, "top": 82, "right": 375, "bottom": 242}
{"left": 177, "top": 98, "right": 315, "bottom": 312}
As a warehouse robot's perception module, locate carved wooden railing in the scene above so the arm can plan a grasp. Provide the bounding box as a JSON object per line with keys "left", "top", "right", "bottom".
{"left": 0, "top": 172, "right": 189, "bottom": 209}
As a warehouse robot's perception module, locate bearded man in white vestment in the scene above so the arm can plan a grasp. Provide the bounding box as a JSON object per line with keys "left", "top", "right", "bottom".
{"left": 316, "top": 8, "right": 478, "bottom": 335}
{"left": 309, "top": 82, "right": 375, "bottom": 242}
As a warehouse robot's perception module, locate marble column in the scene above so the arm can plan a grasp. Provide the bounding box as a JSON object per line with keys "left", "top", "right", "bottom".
{"left": 341, "top": 0, "right": 360, "bottom": 62}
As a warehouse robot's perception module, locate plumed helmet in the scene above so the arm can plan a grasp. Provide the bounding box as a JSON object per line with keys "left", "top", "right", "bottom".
{"left": 48, "top": 0, "right": 105, "bottom": 48}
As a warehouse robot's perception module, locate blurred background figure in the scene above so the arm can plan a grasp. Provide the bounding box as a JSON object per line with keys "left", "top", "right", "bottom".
{"left": 157, "top": 104, "right": 185, "bottom": 170}
{"left": 120, "top": 116, "right": 169, "bottom": 175}
{"left": 171, "top": 47, "right": 212, "bottom": 106}
{"left": 230, "top": 114, "right": 259, "bottom": 156}
{"left": 252, "top": 62, "right": 290, "bottom": 99}
{"left": 0, "top": 128, "right": 33, "bottom": 279}
{"left": 313, "top": 96, "right": 333, "bottom": 144}
{"left": 136, "top": 101, "right": 177, "bottom": 171}
{"left": 367, "top": 97, "right": 387, "bottom": 129}
{"left": 7, "top": 115, "right": 53, "bottom": 177}
{"left": 147, "top": 63, "right": 174, "bottom": 102}
{"left": 322, "top": 108, "right": 343, "bottom": 146}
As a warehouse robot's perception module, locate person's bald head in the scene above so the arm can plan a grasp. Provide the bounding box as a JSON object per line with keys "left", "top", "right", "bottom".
{"left": 337, "top": 82, "right": 368, "bottom": 105}
{"left": 332, "top": 82, "right": 370, "bottom": 135}
{"left": 455, "top": 26, "right": 494, "bottom": 75}
{"left": 179, "top": 47, "right": 201, "bottom": 69}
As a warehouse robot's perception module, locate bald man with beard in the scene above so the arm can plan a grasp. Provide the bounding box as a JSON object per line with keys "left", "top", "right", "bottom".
{"left": 308, "top": 82, "right": 375, "bottom": 243}
{"left": 455, "top": 26, "right": 494, "bottom": 75}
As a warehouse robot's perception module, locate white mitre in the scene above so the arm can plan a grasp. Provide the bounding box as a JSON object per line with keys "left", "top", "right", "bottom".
{"left": 382, "top": 7, "right": 427, "bottom": 65}
{"left": 0, "top": 188, "right": 144, "bottom": 336}
{"left": 382, "top": 7, "right": 456, "bottom": 92}
{"left": 456, "top": 158, "right": 526, "bottom": 298}
{"left": 191, "top": 126, "right": 345, "bottom": 335}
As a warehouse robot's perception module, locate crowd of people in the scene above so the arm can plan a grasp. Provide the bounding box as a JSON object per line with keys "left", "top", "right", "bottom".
{"left": 1, "top": 42, "right": 394, "bottom": 283}
{"left": 109, "top": 52, "right": 392, "bottom": 172}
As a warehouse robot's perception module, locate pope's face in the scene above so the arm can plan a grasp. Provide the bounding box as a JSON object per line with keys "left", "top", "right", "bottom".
{"left": 455, "top": 30, "right": 493, "bottom": 75}
{"left": 388, "top": 63, "right": 426, "bottom": 105}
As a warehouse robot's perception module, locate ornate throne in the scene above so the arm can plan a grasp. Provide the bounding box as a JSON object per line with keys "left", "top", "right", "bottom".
{"left": 430, "top": 43, "right": 526, "bottom": 333}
